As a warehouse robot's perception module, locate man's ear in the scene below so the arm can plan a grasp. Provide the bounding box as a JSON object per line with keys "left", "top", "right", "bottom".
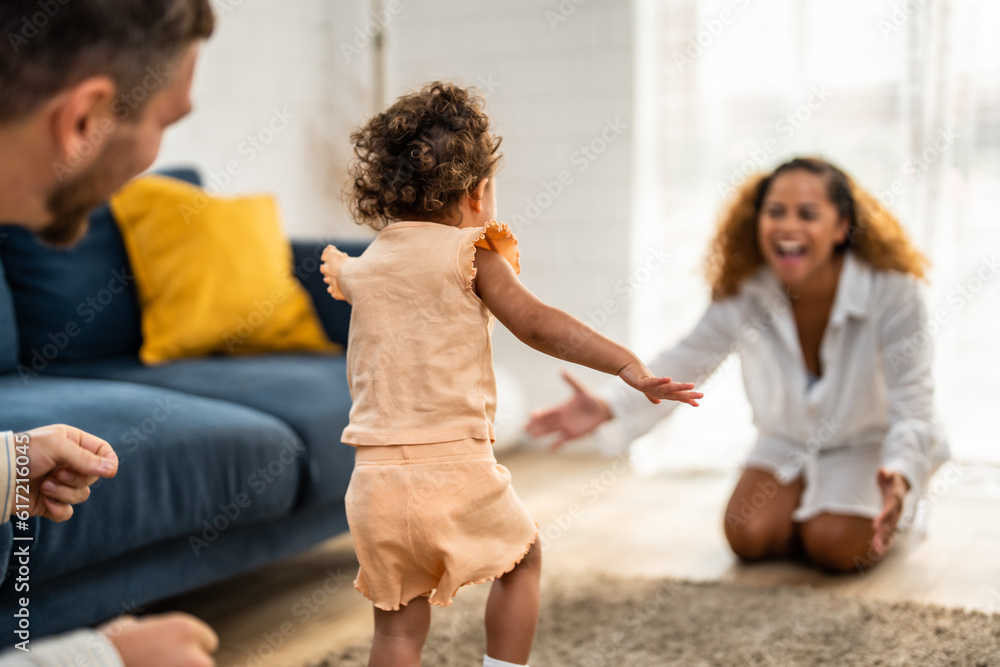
{"left": 468, "top": 178, "right": 489, "bottom": 213}
{"left": 51, "top": 76, "right": 118, "bottom": 167}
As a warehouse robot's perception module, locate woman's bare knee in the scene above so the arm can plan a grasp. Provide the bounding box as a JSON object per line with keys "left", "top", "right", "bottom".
{"left": 726, "top": 522, "right": 769, "bottom": 561}
{"left": 801, "top": 514, "right": 880, "bottom": 573}
{"left": 725, "top": 518, "right": 796, "bottom": 561}
{"left": 724, "top": 468, "right": 803, "bottom": 560}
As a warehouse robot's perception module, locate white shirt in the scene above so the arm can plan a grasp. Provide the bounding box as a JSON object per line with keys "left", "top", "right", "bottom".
{"left": 599, "top": 252, "right": 949, "bottom": 493}
{"left": 0, "top": 629, "right": 124, "bottom": 666}
{"left": 2, "top": 431, "right": 16, "bottom": 524}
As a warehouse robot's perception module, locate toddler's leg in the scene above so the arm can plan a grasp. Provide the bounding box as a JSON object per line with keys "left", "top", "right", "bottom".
{"left": 484, "top": 539, "right": 542, "bottom": 665}
{"left": 369, "top": 596, "right": 431, "bottom": 667}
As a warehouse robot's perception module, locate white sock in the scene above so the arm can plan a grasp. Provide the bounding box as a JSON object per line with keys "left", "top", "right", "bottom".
{"left": 483, "top": 656, "right": 528, "bottom": 667}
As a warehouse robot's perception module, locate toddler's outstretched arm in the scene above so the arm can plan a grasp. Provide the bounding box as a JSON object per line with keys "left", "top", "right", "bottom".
{"left": 474, "top": 248, "right": 702, "bottom": 406}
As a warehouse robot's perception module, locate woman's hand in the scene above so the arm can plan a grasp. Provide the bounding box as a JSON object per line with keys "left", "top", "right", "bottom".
{"left": 525, "top": 371, "right": 614, "bottom": 451}
{"left": 617, "top": 359, "right": 702, "bottom": 407}
{"left": 872, "top": 468, "right": 910, "bottom": 556}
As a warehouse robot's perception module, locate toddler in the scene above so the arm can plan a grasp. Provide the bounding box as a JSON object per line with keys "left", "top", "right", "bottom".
{"left": 321, "top": 81, "right": 702, "bottom": 667}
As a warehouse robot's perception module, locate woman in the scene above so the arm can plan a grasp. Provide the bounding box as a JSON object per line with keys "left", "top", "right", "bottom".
{"left": 527, "top": 157, "right": 949, "bottom": 572}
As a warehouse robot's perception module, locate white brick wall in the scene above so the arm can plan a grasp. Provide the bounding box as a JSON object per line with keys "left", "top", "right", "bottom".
{"left": 386, "top": 0, "right": 638, "bottom": 438}
{"left": 153, "top": 0, "right": 378, "bottom": 240}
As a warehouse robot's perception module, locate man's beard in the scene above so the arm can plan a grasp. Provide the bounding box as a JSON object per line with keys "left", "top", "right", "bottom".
{"left": 41, "top": 131, "right": 143, "bottom": 247}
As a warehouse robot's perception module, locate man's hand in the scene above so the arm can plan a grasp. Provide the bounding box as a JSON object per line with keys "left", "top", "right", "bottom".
{"left": 871, "top": 468, "right": 910, "bottom": 556}
{"left": 15, "top": 424, "right": 118, "bottom": 522}
{"left": 100, "top": 613, "right": 219, "bottom": 667}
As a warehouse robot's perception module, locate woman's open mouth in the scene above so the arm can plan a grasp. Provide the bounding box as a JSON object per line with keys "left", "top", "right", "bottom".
{"left": 775, "top": 239, "right": 807, "bottom": 258}
{"left": 771, "top": 239, "right": 809, "bottom": 272}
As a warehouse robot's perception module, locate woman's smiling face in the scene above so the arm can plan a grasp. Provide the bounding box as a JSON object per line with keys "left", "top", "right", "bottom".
{"left": 756, "top": 169, "right": 849, "bottom": 290}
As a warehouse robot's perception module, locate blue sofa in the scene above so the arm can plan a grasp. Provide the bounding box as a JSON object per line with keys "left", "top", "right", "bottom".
{"left": 0, "top": 169, "right": 367, "bottom": 641}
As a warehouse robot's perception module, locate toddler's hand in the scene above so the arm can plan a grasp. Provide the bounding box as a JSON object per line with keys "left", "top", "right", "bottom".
{"left": 321, "top": 245, "right": 349, "bottom": 299}
{"left": 618, "top": 359, "right": 702, "bottom": 407}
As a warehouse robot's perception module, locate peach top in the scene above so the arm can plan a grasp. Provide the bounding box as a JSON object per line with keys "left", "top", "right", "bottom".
{"left": 325, "top": 220, "right": 520, "bottom": 446}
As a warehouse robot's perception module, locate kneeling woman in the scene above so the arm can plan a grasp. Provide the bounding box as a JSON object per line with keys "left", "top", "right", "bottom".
{"left": 528, "top": 157, "right": 949, "bottom": 572}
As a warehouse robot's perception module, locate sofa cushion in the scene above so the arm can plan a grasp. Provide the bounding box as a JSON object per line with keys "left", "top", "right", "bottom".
{"left": 43, "top": 353, "right": 354, "bottom": 506}
{"left": 0, "top": 204, "right": 142, "bottom": 370}
{"left": 0, "top": 375, "right": 303, "bottom": 582}
{"left": 109, "top": 175, "right": 337, "bottom": 364}
{"left": 292, "top": 239, "right": 370, "bottom": 348}
{"left": 0, "top": 250, "right": 18, "bottom": 375}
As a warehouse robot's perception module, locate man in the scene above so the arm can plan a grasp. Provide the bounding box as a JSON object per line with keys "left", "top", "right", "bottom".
{"left": 0, "top": 1, "right": 219, "bottom": 664}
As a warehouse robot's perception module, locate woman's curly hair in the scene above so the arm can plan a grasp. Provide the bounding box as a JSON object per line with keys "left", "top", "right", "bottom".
{"left": 347, "top": 81, "right": 502, "bottom": 230}
{"left": 705, "top": 156, "right": 929, "bottom": 300}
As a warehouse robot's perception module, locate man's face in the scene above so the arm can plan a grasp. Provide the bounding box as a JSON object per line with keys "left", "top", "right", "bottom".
{"left": 40, "top": 44, "right": 199, "bottom": 246}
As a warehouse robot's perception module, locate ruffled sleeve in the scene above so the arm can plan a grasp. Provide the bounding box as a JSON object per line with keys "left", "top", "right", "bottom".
{"left": 459, "top": 219, "right": 521, "bottom": 290}
{"left": 321, "top": 244, "right": 351, "bottom": 302}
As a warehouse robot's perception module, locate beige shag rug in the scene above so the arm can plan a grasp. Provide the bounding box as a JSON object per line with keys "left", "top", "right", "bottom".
{"left": 316, "top": 575, "right": 1000, "bottom": 666}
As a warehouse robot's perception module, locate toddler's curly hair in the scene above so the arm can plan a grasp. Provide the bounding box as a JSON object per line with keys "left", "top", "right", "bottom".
{"left": 347, "top": 81, "right": 502, "bottom": 230}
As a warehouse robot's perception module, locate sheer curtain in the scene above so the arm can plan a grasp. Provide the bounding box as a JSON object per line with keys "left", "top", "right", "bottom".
{"left": 627, "top": 0, "right": 1000, "bottom": 472}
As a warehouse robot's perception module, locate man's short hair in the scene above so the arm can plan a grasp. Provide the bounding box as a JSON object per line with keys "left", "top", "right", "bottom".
{"left": 0, "top": 0, "right": 215, "bottom": 123}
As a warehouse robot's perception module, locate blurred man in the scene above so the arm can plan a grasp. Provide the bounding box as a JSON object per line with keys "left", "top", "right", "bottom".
{"left": 0, "top": 1, "right": 219, "bottom": 665}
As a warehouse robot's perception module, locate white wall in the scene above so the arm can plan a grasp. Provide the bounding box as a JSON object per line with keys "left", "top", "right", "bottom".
{"left": 385, "top": 0, "right": 637, "bottom": 442}
{"left": 153, "top": 0, "right": 379, "bottom": 240}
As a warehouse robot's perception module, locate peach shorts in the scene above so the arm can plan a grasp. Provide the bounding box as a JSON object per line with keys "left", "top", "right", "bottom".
{"left": 345, "top": 438, "right": 539, "bottom": 611}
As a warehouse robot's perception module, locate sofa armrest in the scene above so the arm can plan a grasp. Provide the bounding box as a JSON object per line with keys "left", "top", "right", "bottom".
{"left": 292, "top": 239, "right": 369, "bottom": 348}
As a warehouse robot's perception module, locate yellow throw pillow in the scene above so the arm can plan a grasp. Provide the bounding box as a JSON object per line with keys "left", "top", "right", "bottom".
{"left": 110, "top": 175, "right": 339, "bottom": 365}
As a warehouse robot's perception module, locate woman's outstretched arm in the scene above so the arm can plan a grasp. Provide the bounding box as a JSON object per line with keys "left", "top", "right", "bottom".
{"left": 526, "top": 289, "right": 743, "bottom": 450}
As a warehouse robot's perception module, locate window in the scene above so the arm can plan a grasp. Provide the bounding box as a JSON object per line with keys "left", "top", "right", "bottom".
{"left": 629, "top": 0, "right": 1000, "bottom": 471}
